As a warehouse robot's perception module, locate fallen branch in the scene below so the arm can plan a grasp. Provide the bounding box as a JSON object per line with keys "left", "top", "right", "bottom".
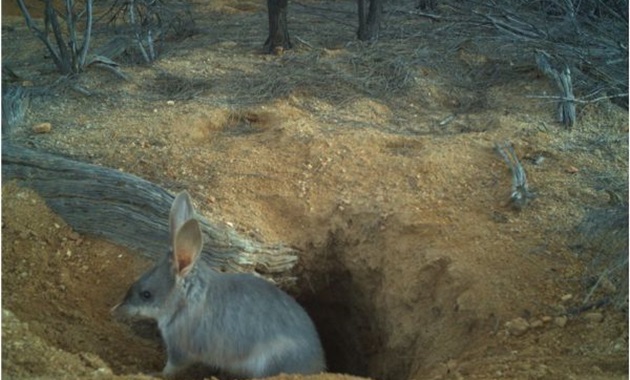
{"left": 526, "top": 92, "right": 629, "bottom": 104}
{"left": 494, "top": 142, "right": 535, "bottom": 210}
{"left": 1, "top": 142, "right": 299, "bottom": 285}
{"left": 473, "top": 9, "right": 547, "bottom": 40}
{"left": 536, "top": 51, "right": 577, "bottom": 127}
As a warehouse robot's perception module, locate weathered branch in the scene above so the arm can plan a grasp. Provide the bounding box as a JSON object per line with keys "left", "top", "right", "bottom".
{"left": 494, "top": 142, "right": 535, "bottom": 210}
{"left": 46, "top": 0, "right": 73, "bottom": 73}
{"left": 16, "top": 0, "right": 66, "bottom": 72}
{"left": 1, "top": 142, "right": 299, "bottom": 285}
{"left": 472, "top": 9, "right": 547, "bottom": 40}
{"left": 535, "top": 51, "right": 577, "bottom": 127}
{"left": 78, "top": 0, "right": 94, "bottom": 68}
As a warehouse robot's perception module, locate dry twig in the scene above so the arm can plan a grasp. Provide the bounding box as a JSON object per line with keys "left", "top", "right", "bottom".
{"left": 536, "top": 51, "right": 577, "bottom": 127}
{"left": 494, "top": 142, "right": 535, "bottom": 210}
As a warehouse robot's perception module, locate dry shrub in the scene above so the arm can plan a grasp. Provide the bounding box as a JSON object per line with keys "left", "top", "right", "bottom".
{"left": 101, "top": 0, "right": 196, "bottom": 63}
{"left": 1, "top": 86, "right": 29, "bottom": 136}
{"left": 439, "top": 0, "right": 628, "bottom": 109}
{"left": 578, "top": 202, "right": 628, "bottom": 311}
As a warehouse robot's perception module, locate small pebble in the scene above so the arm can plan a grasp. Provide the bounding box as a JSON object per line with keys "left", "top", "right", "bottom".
{"left": 167, "top": 100, "right": 175, "bottom": 106}
{"left": 93, "top": 367, "right": 113, "bottom": 376}
{"left": 584, "top": 312, "right": 604, "bottom": 323}
{"left": 541, "top": 315, "right": 553, "bottom": 323}
{"left": 530, "top": 319, "right": 544, "bottom": 328}
{"left": 505, "top": 317, "right": 530, "bottom": 336}
{"left": 218, "top": 41, "right": 238, "bottom": 49}
{"left": 554, "top": 316, "right": 568, "bottom": 327}
{"left": 561, "top": 294, "right": 573, "bottom": 302}
{"left": 32, "top": 122, "right": 52, "bottom": 134}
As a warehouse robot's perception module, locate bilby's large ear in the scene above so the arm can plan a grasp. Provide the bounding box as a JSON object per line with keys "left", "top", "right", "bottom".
{"left": 169, "top": 191, "right": 195, "bottom": 245}
{"left": 173, "top": 219, "right": 203, "bottom": 277}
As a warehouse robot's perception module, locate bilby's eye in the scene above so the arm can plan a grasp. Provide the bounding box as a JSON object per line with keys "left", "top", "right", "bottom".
{"left": 140, "top": 290, "right": 152, "bottom": 300}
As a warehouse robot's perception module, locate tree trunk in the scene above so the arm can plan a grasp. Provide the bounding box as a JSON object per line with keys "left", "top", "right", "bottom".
{"left": 1, "top": 142, "right": 299, "bottom": 285}
{"left": 357, "top": 0, "right": 382, "bottom": 42}
{"left": 264, "top": 0, "right": 292, "bottom": 54}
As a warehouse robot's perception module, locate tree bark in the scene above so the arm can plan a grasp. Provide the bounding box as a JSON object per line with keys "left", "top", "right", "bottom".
{"left": 264, "top": 0, "right": 292, "bottom": 53}
{"left": 2, "top": 142, "right": 299, "bottom": 284}
{"left": 357, "top": 0, "right": 382, "bottom": 42}
{"left": 266, "top": 0, "right": 384, "bottom": 52}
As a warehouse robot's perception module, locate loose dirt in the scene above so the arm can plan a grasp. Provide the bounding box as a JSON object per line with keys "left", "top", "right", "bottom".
{"left": 2, "top": 0, "right": 628, "bottom": 379}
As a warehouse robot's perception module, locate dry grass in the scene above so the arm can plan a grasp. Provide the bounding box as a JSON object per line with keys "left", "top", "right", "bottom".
{"left": 578, "top": 203, "right": 628, "bottom": 311}
{"left": 215, "top": 46, "right": 417, "bottom": 106}
{"left": 1, "top": 86, "right": 29, "bottom": 135}
{"left": 143, "top": 71, "right": 212, "bottom": 101}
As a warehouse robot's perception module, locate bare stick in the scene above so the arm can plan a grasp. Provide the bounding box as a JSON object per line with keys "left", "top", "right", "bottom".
{"left": 78, "top": 0, "right": 94, "bottom": 68}
{"left": 494, "top": 142, "right": 535, "bottom": 210}
{"left": 535, "top": 51, "right": 576, "bottom": 127}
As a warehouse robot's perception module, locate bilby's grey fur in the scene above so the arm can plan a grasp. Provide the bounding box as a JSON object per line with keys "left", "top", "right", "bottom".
{"left": 113, "top": 191, "right": 325, "bottom": 378}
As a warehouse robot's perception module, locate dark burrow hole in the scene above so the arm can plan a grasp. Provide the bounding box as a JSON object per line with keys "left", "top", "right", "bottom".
{"left": 297, "top": 268, "right": 383, "bottom": 379}
{"left": 293, "top": 233, "right": 412, "bottom": 380}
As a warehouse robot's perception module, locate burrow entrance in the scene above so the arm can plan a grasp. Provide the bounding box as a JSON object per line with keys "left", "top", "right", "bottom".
{"left": 290, "top": 212, "right": 486, "bottom": 380}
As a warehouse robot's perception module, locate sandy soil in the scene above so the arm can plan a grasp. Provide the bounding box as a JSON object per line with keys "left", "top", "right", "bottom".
{"left": 2, "top": 0, "right": 628, "bottom": 379}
